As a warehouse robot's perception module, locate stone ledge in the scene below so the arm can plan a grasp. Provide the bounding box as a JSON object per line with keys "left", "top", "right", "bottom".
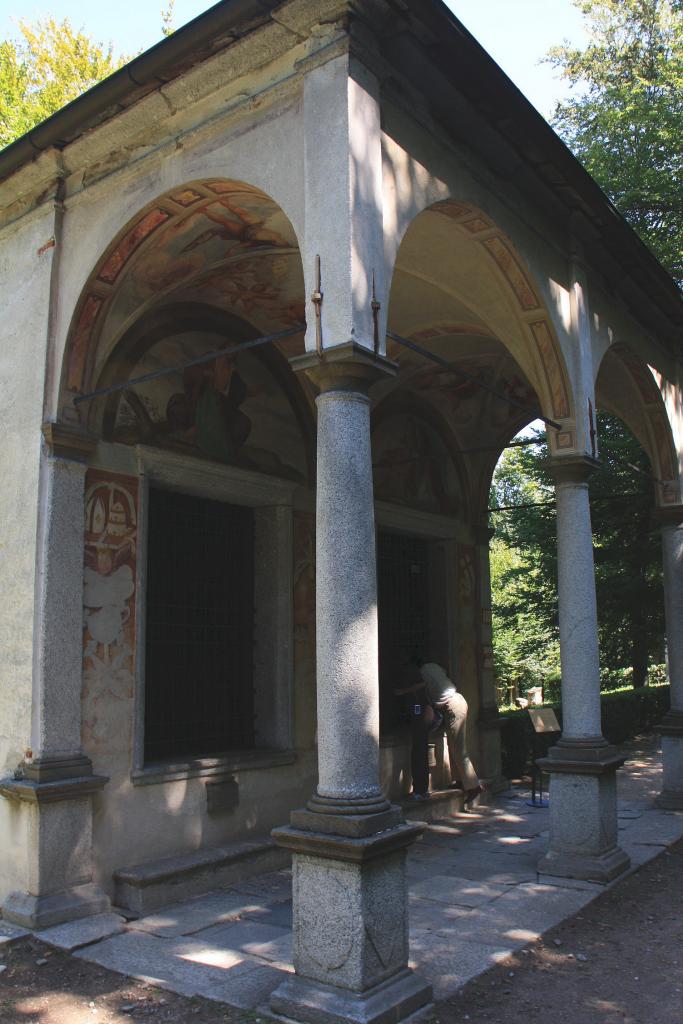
{"left": 536, "top": 752, "right": 626, "bottom": 776}
{"left": 42, "top": 420, "right": 97, "bottom": 461}
{"left": 131, "top": 749, "right": 296, "bottom": 786}
{"left": 400, "top": 788, "right": 464, "bottom": 822}
{"left": 271, "top": 822, "right": 425, "bottom": 863}
{"left": 0, "top": 774, "right": 109, "bottom": 804}
{"left": 113, "top": 838, "right": 289, "bottom": 916}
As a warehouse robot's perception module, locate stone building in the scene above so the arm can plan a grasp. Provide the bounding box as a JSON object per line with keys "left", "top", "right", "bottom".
{"left": 0, "top": 1, "right": 681, "bottom": 1021}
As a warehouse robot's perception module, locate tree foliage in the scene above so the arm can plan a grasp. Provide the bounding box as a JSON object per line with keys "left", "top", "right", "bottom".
{"left": 547, "top": 0, "right": 683, "bottom": 284}
{"left": 490, "top": 414, "right": 665, "bottom": 698}
{"left": 0, "top": 19, "right": 128, "bottom": 149}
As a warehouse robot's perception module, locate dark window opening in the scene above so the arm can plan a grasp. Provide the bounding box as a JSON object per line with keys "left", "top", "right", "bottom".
{"left": 144, "top": 488, "right": 255, "bottom": 763}
{"left": 377, "top": 531, "right": 430, "bottom": 733}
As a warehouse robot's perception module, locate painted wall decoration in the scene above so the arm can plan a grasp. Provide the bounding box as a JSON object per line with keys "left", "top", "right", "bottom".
{"left": 108, "top": 333, "right": 308, "bottom": 481}
{"left": 82, "top": 471, "right": 138, "bottom": 760}
{"left": 65, "top": 181, "right": 306, "bottom": 400}
{"left": 529, "top": 320, "right": 570, "bottom": 420}
{"left": 372, "top": 414, "right": 462, "bottom": 515}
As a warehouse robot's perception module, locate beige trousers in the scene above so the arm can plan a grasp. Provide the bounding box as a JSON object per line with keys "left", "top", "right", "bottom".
{"left": 436, "top": 692, "right": 479, "bottom": 790}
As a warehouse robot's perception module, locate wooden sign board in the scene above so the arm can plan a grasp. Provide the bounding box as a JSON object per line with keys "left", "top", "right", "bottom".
{"left": 528, "top": 707, "right": 560, "bottom": 734}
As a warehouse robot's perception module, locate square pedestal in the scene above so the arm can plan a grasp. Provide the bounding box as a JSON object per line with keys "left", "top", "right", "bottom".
{"left": 0, "top": 774, "right": 110, "bottom": 928}
{"left": 271, "top": 969, "right": 432, "bottom": 1024}
{"left": 271, "top": 819, "right": 432, "bottom": 1024}
{"left": 536, "top": 759, "right": 630, "bottom": 883}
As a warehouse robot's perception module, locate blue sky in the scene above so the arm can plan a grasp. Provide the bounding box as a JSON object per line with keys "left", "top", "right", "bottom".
{"left": 0, "top": 0, "right": 588, "bottom": 118}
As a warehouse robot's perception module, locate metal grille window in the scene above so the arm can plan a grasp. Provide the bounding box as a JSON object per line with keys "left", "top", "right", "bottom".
{"left": 377, "top": 531, "right": 430, "bottom": 732}
{"left": 144, "top": 488, "right": 255, "bottom": 763}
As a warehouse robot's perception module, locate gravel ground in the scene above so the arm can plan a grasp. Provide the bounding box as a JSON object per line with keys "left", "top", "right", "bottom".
{"left": 1, "top": 837, "right": 682, "bottom": 1024}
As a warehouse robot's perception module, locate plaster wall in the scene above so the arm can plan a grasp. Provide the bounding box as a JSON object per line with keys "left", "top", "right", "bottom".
{"left": 90, "top": 755, "right": 318, "bottom": 897}
{"left": 0, "top": 204, "right": 59, "bottom": 900}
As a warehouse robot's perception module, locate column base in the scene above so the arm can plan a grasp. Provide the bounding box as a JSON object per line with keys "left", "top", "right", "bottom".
{"left": 271, "top": 968, "right": 433, "bottom": 1024}
{"left": 538, "top": 844, "right": 631, "bottom": 884}
{"left": 536, "top": 746, "right": 630, "bottom": 884}
{"left": 2, "top": 882, "right": 110, "bottom": 930}
{"left": 271, "top": 815, "right": 430, "bottom": 1024}
{"left": 657, "top": 718, "right": 683, "bottom": 808}
{"left": 0, "top": 769, "right": 109, "bottom": 929}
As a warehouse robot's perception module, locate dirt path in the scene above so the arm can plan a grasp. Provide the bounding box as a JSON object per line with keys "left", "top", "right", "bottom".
{"left": 437, "top": 836, "right": 683, "bottom": 1024}
{"left": 2, "top": 838, "right": 682, "bottom": 1024}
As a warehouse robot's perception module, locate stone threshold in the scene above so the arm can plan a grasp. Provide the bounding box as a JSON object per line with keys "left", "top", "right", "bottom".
{"left": 400, "top": 787, "right": 469, "bottom": 822}
{"left": 113, "top": 837, "right": 290, "bottom": 917}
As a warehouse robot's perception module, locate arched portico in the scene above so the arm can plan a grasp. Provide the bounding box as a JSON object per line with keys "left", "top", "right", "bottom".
{"left": 596, "top": 343, "right": 683, "bottom": 808}
{"left": 1, "top": 10, "right": 681, "bottom": 1023}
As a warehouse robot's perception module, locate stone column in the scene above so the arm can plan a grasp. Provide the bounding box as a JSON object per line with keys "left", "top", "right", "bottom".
{"left": 0, "top": 423, "right": 109, "bottom": 929}
{"left": 537, "top": 455, "right": 630, "bottom": 883}
{"left": 271, "top": 348, "right": 432, "bottom": 1024}
{"left": 657, "top": 508, "right": 683, "bottom": 808}
{"left": 474, "top": 526, "right": 506, "bottom": 791}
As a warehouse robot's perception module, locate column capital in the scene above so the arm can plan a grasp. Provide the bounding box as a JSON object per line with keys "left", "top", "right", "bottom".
{"left": 546, "top": 453, "right": 600, "bottom": 486}
{"left": 653, "top": 505, "right": 683, "bottom": 529}
{"left": 290, "top": 342, "right": 397, "bottom": 395}
{"left": 42, "top": 420, "right": 97, "bottom": 462}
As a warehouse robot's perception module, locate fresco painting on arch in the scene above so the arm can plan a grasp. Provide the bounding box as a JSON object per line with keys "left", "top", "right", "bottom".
{"left": 0, "top": 2, "right": 681, "bottom": 1022}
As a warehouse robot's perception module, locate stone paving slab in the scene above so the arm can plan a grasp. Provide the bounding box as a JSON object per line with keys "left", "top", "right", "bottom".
{"left": 199, "top": 920, "right": 292, "bottom": 961}
{"left": 36, "top": 912, "right": 126, "bottom": 951}
{"left": 537, "top": 874, "right": 606, "bottom": 893}
{"left": 619, "top": 814, "right": 683, "bottom": 846}
{"left": 0, "top": 921, "right": 30, "bottom": 948}
{"left": 407, "top": 852, "right": 538, "bottom": 886}
{"left": 410, "top": 874, "right": 508, "bottom": 908}
{"left": 128, "top": 890, "right": 270, "bottom": 938}
{"left": 408, "top": 897, "right": 470, "bottom": 933}
{"left": 60, "top": 742, "right": 683, "bottom": 1013}
{"left": 409, "top": 930, "right": 515, "bottom": 1000}
{"left": 230, "top": 870, "right": 293, "bottom": 902}
{"left": 75, "top": 929, "right": 269, "bottom": 999}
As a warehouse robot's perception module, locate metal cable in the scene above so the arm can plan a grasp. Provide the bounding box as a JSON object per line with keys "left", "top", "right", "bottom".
{"left": 73, "top": 324, "right": 305, "bottom": 405}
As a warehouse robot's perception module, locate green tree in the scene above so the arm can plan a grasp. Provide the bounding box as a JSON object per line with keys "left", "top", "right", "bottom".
{"left": 0, "top": 19, "right": 128, "bottom": 149}
{"left": 490, "top": 415, "right": 665, "bottom": 697}
{"left": 547, "top": 0, "right": 683, "bottom": 284}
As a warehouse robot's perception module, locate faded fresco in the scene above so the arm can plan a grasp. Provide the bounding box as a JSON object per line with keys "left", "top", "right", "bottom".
{"left": 68, "top": 182, "right": 306, "bottom": 399}
{"left": 108, "top": 337, "right": 308, "bottom": 481}
{"left": 372, "top": 413, "right": 463, "bottom": 515}
{"left": 384, "top": 328, "right": 540, "bottom": 448}
{"left": 81, "top": 471, "right": 138, "bottom": 760}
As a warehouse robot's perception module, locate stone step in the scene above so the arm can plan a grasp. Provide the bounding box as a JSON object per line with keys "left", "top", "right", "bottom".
{"left": 400, "top": 786, "right": 472, "bottom": 822}
{"left": 113, "top": 838, "right": 290, "bottom": 916}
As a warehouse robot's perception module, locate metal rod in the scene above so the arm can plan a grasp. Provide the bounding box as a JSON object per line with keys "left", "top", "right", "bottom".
{"left": 459, "top": 438, "right": 545, "bottom": 455}
{"left": 312, "top": 255, "right": 323, "bottom": 357}
{"left": 73, "top": 324, "right": 305, "bottom": 406}
{"left": 387, "top": 329, "right": 562, "bottom": 431}
{"left": 489, "top": 491, "right": 654, "bottom": 513}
